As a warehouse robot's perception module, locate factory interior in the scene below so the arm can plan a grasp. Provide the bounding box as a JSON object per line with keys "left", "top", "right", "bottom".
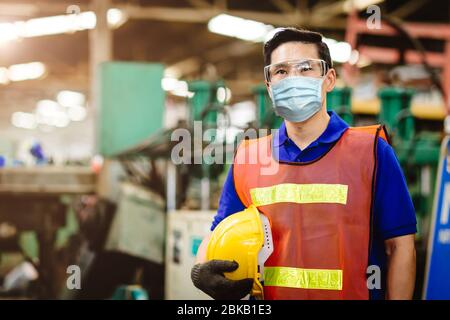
{"left": 0, "top": 0, "right": 449, "bottom": 301}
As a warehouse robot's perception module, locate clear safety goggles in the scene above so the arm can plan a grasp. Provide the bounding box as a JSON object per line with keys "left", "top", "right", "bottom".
{"left": 264, "top": 58, "right": 329, "bottom": 84}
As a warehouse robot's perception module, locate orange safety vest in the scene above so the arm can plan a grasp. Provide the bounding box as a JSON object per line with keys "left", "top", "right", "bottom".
{"left": 233, "top": 125, "right": 389, "bottom": 300}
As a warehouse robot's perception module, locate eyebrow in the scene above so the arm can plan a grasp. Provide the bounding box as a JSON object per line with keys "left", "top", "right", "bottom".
{"left": 271, "top": 59, "right": 315, "bottom": 67}
{"left": 270, "top": 62, "right": 289, "bottom": 69}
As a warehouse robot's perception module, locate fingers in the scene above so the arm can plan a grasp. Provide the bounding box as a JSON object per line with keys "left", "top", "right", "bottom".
{"left": 233, "top": 278, "right": 254, "bottom": 293}
{"left": 190, "top": 264, "right": 202, "bottom": 287}
{"left": 216, "top": 278, "right": 254, "bottom": 300}
{"left": 208, "top": 259, "right": 239, "bottom": 273}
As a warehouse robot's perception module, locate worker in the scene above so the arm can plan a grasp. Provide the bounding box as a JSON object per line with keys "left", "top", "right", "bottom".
{"left": 191, "top": 28, "right": 416, "bottom": 300}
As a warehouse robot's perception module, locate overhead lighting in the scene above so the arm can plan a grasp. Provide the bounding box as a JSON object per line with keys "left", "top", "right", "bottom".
{"left": 208, "top": 14, "right": 274, "bottom": 42}
{"left": 36, "top": 99, "right": 61, "bottom": 117}
{"left": 217, "top": 87, "right": 232, "bottom": 104}
{"left": 20, "top": 11, "right": 96, "bottom": 38}
{"left": 36, "top": 111, "right": 70, "bottom": 128}
{"left": 343, "top": 0, "right": 385, "bottom": 12}
{"left": 12, "top": 94, "right": 87, "bottom": 131}
{"left": 348, "top": 50, "right": 360, "bottom": 65}
{"left": 323, "top": 38, "right": 352, "bottom": 63}
{"left": 53, "top": 113, "right": 71, "bottom": 128}
{"left": 57, "top": 90, "right": 86, "bottom": 107}
{"left": 0, "top": 67, "right": 9, "bottom": 84}
{"left": 0, "top": 23, "right": 20, "bottom": 43}
{"left": 107, "top": 8, "right": 127, "bottom": 28}
{"left": 0, "top": 62, "right": 46, "bottom": 84}
{"left": 161, "top": 77, "right": 194, "bottom": 98}
{"left": 11, "top": 112, "right": 37, "bottom": 130}
{"left": 35, "top": 99, "right": 70, "bottom": 128}
{"left": 0, "top": 8, "right": 125, "bottom": 42}
{"left": 67, "top": 105, "right": 87, "bottom": 122}
{"left": 207, "top": 14, "right": 352, "bottom": 64}
{"left": 161, "top": 77, "right": 180, "bottom": 91}
{"left": 8, "top": 62, "right": 46, "bottom": 82}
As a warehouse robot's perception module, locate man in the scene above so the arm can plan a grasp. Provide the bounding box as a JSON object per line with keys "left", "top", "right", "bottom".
{"left": 191, "top": 28, "right": 416, "bottom": 300}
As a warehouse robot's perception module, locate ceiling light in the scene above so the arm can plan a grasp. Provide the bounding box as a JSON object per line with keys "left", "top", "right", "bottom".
{"left": 67, "top": 105, "right": 87, "bottom": 122}
{"left": 0, "top": 67, "right": 10, "bottom": 84}
{"left": 107, "top": 8, "right": 127, "bottom": 28}
{"left": 162, "top": 78, "right": 194, "bottom": 98}
{"left": 0, "top": 23, "right": 19, "bottom": 43}
{"left": 323, "top": 38, "right": 352, "bottom": 63}
{"left": 343, "top": 0, "right": 384, "bottom": 12}
{"left": 36, "top": 99, "right": 61, "bottom": 117}
{"left": 217, "top": 87, "right": 232, "bottom": 104}
{"left": 11, "top": 112, "right": 37, "bottom": 129}
{"left": 8, "top": 62, "right": 46, "bottom": 82}
{"left": 208, "top": 14, "right": 274, "bottom": 42}
{"left": 57, "top": 90, "right": 86, "bottom": 107}
{"left": 0, "top": 8, "right": 126, "bottom": 43}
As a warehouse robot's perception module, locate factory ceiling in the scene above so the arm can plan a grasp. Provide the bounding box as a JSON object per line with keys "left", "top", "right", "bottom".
{"left": 0, "top": 0, "right": 447, "bottom": 116}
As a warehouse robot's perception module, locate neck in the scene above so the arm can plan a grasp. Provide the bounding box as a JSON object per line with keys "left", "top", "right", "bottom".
{"left": 284, "top": 108, "right": 330, "bottom": 150}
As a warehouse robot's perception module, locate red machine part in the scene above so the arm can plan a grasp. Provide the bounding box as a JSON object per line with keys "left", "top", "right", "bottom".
{"left": 344, "top": 10, "right": 450, "bottom": 114}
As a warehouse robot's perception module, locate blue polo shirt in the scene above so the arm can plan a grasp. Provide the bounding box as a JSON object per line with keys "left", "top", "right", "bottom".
{"left": 211, "top": 111, "right": 417, "bottom": 300}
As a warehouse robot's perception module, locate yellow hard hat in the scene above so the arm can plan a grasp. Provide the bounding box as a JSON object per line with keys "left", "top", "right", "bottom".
{"left": 206, "top": 205, "right": 273, "bottom": 299}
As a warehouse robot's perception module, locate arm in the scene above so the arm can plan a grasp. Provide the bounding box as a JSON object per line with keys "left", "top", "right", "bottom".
{"left": 191, "top": 166, "right": 251, "bottom": 300}
{"left": 385, "top": 234, "right": 416, "bottom": 300}
{"left": 373, "top": 138, "right": 417, "bottom": 299}
{"left": 196, "top": 165, "right": 245, "bottom": 263}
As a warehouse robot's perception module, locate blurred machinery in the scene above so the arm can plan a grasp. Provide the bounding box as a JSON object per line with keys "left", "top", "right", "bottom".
{"left": 96, "top": 62, "right": 232, "bottom": 299}
{"left": 343, "top": 11, "right": 450, "bottom": 245}
{"left": 327, "top": 87, "right": 354, "bottom": 125}
{"left": 0, "top": 167, "right": 96, "bottom": 298}
{"left": 253, "top": 84, "right": 282, "bottom": 129}
{"left": 165, "top": 210, "right": 214, "bottom": 300}
{"left": 378, "top": 87, "right": 441, "bottom": 240}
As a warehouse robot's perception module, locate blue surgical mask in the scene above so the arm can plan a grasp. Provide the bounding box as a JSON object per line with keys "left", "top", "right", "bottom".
{"left": 269, "top": 76, "right": 324, "bottom": 123}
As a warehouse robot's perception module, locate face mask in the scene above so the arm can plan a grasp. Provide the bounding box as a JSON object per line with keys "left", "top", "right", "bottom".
{"left": 269, "top": 76, "right": 324, "bottom": 123}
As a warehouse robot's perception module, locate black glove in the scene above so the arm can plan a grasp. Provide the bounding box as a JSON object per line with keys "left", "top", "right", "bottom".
{"left": 191, "top": 260, "right": 254, "bottom": 300}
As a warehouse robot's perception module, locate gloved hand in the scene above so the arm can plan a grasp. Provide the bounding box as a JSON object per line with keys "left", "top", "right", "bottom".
{"left": 191, "top": 260, "right": 254, "bottom": 300}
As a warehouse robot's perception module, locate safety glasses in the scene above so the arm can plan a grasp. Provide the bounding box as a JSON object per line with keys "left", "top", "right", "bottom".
{"left": 264, "top": 59, "right": 329, "bottom": 84}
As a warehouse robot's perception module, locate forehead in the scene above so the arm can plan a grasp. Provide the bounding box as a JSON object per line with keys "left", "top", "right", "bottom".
{"left": 270, "top": 42, "right": 319, "bottom": 65}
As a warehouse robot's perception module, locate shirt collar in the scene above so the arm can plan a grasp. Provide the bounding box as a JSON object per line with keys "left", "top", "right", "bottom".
{"left": 273, "top": 111, "right": 349, "bottom": 147}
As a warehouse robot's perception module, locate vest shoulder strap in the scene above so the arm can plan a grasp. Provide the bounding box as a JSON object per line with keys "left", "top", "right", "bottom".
{"left": 349, "top": 125, "right": 390, "bottom": 144}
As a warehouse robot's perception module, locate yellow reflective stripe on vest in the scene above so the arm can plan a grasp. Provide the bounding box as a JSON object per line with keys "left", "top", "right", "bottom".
{"left": 250, "top": 183, "right": 348, "bottom": 206}
{"left": 264, "top": 267, "right": 343, "bottom": 290}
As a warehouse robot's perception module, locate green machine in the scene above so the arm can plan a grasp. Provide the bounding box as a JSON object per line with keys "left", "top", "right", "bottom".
{"left": 253, "top": 84, "right": 282, "bottom": 129}
{"left": 378, "top": 87, "right": 441, "bottom": 239}
{"left": 327, "top": 87, "right": 353, "bottom": 125}
{"left": 188, "top": 80, "right": 227, "bottom": 128}
{"left": 99, "top": 62, "right": 165, "bottom": 157}
{"left": 185, "top": 80, "right": 229, "bottom": 209}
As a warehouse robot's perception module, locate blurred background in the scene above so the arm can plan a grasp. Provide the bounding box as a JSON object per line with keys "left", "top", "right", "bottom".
{"left": 0, "top": 0, "right": 448, "bottom": 300}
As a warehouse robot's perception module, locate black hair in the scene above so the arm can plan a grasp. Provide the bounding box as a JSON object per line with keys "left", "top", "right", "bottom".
{"left": 263, "top": 27, "right": 333, "bottom": 68}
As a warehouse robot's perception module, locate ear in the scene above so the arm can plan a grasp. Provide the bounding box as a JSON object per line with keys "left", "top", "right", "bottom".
{"left": 324, "top": 69, "right": 336, "bottom": 93}
{"left": 265, "top": 81, "right": 273, "bottom": 100}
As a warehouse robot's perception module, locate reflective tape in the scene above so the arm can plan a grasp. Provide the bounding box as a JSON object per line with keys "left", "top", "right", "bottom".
{"left": 264, "top": 267, "right": 343, "bottom": 290}
{"left": 250, "top": 183, "right": 348, "bottom": 206}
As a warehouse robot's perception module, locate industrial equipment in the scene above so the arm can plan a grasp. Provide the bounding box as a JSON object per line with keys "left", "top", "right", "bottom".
{"left": 378, "top": 87, "right": 441, "bottom": 239}
{"left": 165, "top": 210, "right": 215, "bottom": 300}
{"left": 0, "top": 166, "right": 96, "bottom": 298}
